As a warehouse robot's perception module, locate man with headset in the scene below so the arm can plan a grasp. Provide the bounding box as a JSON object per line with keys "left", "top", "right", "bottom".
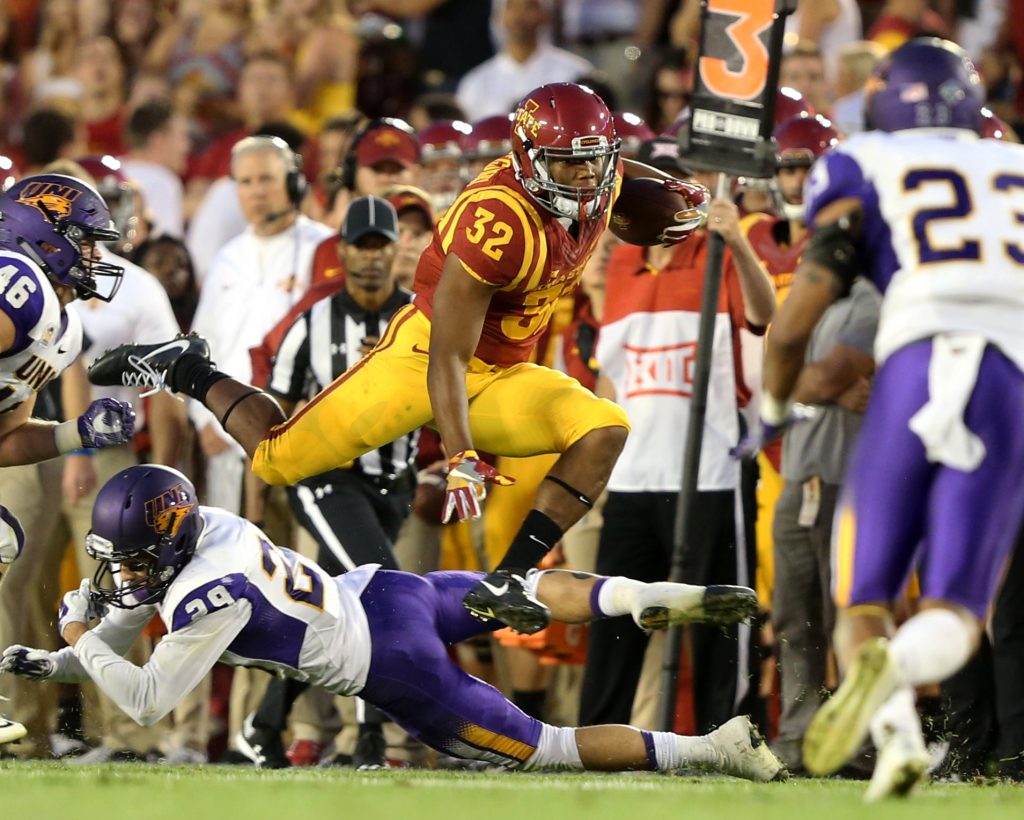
{"left": 189, "top": 135, "right": 332, "bottom": 522}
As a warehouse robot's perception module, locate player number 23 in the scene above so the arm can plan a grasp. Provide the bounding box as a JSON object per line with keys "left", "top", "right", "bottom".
{"left": 905, "top": 168, "right": 1024, "bottom": 265}
{"left": 465, "top": 206, "right": 513, "bottom": 260}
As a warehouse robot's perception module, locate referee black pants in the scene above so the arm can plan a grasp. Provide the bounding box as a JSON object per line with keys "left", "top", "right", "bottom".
{"left": 579, "top": 489, "right": 758, "bottom": 735}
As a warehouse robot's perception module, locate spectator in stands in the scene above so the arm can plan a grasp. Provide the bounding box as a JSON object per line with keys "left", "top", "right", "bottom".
{"left": 20, "top": 107, "right": 86, "bottom": 175}
{"left": 133, "top": 236, "right": 200, "bottom": 333}
{"left": 75, "top": 36, "right": 128, "bottom": 155}
{"left": 783, "top": 0, "right": 862, "bottom": 81}
{"left": 250, "top": 0, "right": 358, "bottom": 129}
{"left": 560, "top": 0, "right": 644, "bottom": 105}
{"left": 111, "top": 0, "right": 160, "bottom": 78}
{"left": 120, "top": 99, "right": 190, "bottom": 239}
{"left": 145, "top": 0, "right": 248, "bottom": 120}
{"left": 187, "top": 52, "right": 302, "bottom": 218}
{"left": 350, "top": 0, "right": 496, "bottom": 92}
{"left": 779, "top": 43, "right": 832, "bottom": 116}
{"left": 385, "top": 185, "right": 434, "bottom": 289}
{"left": 868, "top": 0, "right": 950, "bottom": 51}
{"left": 829, "top": 41, "right": 885, "bottom": 136}
{"left": 20, "top": 0, "right": 83, "bottom": 104}
{"left": 456, "top": 0, "right": 592, "bottom": 120}
{"left": 641, "top": 49, "right": 692, "bottom": 134}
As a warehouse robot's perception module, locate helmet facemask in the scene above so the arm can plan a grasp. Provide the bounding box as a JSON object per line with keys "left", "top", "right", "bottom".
{"left": 515, "top": 135, "right": 621, "bottom": 222}
{"left": 86, "top": 508, "right": 200, "bottom": 609}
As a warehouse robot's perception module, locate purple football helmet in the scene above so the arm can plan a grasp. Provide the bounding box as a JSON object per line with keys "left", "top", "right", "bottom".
{"left": 865, "top": 37, "right": 983, "bottom": 133}
{"left": 0, "top": 174, "right": 124, "bottom": 301}
{"left": 86, "top": 465, "right": 202, "bottom": 608}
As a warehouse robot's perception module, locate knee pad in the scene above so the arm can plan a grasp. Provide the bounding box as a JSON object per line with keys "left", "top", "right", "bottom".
{"left": 520, "top": 723, "right": 582, "bottom": 771}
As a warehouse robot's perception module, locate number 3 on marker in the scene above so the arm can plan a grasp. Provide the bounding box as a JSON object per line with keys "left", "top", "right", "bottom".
{"left": 699, "top": 0, "right": 774, "bottom": 101}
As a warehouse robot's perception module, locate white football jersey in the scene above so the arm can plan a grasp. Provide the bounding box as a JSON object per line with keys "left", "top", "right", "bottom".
{"left": 0, "top": 250, "right": 82, "bottom": 413}
{"left": 806, "top": 129, "right": 1024, "bottom": 370}
{"left": 160, "top": 507, "right": 375, "bottom": 695}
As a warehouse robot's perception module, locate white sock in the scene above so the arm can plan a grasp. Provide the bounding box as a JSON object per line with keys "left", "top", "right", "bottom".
{"left": 596, "top": 577, "right": 646, "bottom": 617}
{"left": 888, "top": 608, "right": 975, "bottom": 687}
{"left": 869, "top": 686, "right": 923, "bottom": 750}
{"left": 642, "top": 729, "right": 718, "bottom": 770}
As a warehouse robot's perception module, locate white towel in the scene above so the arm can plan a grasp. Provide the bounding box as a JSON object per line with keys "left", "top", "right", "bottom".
{"left": 908, "top": 334, "right": 987, "bottom": 471}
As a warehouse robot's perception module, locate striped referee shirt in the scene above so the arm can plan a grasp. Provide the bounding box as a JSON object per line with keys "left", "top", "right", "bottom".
{"left": 269, "top": 286, "right": 418, "bottom": 481}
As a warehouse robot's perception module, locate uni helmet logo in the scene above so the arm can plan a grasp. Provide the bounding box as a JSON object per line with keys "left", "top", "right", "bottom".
{"left": 144, "top": 484, "right": 194, "bottom": 536}
{"left": 16, "top": 180, "right": 83, "bottom": 219}
{"left": 515, "top": 98, "right": 542, "bottom": 139}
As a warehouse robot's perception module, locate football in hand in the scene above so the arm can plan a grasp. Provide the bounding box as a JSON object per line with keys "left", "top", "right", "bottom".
{"left": 608, "top": 177, "right": 710, "bottom": 246}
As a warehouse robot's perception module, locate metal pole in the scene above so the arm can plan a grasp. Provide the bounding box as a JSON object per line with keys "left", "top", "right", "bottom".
{"left": 657, "top": 172, "right": 731, "bottom": 732}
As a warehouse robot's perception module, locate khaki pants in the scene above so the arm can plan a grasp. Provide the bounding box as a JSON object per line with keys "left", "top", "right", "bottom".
{"left": 0, "top": 446, "right": 168, "bottom": 754}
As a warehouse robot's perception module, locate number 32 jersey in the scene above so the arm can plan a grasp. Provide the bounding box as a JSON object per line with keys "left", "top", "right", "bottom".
{"left": 0, "top": 250, "right": 82, "bottom": 412}
{"left": 805, "top": 129, "right": 1024, "bottom": 370}
{"left": 413, "top": 156, "right": 618, "bottom": 366}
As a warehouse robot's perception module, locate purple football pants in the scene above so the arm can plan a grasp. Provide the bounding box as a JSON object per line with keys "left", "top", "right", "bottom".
{"left": 358, "top": 570, "right": 543, "bottom": 766}
{"left": 835, "top": 339, "right": 1024, "bottom": 618}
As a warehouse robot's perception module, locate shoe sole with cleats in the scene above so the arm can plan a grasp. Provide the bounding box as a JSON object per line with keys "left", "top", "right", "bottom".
{"left": 637, "top": 584, "right": 759, "bottom": 630}
{"left": 462, "top": 590, "right": 550, "bottom": 635}
{"left": 713, "top": 715, "right": 788, "bottom": 782}
{"left": 803, "top": 637, "right": 900, "bottom": 777}
{"left": 864, "top": 739, "right": 929, "bottom": 802}
{"left": 0, "top": 717, "right": 26, "bottom": 745}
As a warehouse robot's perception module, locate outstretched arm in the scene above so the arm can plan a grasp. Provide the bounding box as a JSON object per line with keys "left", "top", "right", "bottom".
{"left": 62, "top": 603, "right": 250, "bottom": 727}
{"left": 763, "top": 197, "right": 862, "bottom": 419}
{"left": 426, "top": 252, "right": 495, "bottom": 457}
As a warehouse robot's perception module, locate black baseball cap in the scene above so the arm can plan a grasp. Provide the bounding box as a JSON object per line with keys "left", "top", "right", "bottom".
{"left": 341, "top": 195, "right": 400, "bottom": 244}
{"left": 637, "top": 136, "right": 690, "bottom": 175}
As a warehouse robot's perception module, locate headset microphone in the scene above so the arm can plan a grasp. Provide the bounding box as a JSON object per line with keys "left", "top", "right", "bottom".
{"left": 262, "top": 205, "right": 297, "bottom": 225}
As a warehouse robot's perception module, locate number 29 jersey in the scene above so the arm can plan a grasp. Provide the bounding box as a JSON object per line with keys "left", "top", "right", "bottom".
{"left": 413, "top": 156, "right": 618, "bottom": 367}
{"left": 805, "top": 129, "right": 1024, "bottom": 371}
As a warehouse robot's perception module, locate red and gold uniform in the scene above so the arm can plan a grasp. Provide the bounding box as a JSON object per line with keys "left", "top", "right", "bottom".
{"left": 251, "top": 156, "right": 629, "bottom": 486}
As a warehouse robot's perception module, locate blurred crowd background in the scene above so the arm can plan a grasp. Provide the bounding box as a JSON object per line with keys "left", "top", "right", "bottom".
{"left": 0, "top": 0, "right": 1021, "bottom": 780}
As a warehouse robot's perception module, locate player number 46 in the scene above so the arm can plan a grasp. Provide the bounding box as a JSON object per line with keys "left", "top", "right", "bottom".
{"left": 0, "top": 264, "right": 37, "bottom": 308}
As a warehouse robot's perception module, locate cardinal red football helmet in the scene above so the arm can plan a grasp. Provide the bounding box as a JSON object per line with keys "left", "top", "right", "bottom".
{"left": 772, "top": 114, "right": 842, "bottom": 221}
{"left": 612, "top": 112, "right": 655, "bottom": 159}
{"left": 773, "top": 114, "right": 842, "bottom": 168}
{"left": 511, "top": 83, "right": 620, "bottom": 222}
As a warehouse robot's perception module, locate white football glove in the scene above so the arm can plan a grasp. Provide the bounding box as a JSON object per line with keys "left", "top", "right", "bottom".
{"left": 0, "top": 645, "right": 56, "bottom": 679}
{"left": 58, "top": 579, "right": 107, "bottom": 637}
{"left": 0, "top": 506, "right": 25, "bottom": 565}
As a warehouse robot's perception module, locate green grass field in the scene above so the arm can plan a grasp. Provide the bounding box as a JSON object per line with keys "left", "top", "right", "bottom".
{"left": 2, "top": 763, "right": 1022, "bottom": 820}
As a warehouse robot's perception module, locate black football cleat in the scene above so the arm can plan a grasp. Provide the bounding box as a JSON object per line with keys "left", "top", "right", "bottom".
{"left": 353, "top": 726, "right": 389, "bottom": 771}
{"left": 88, "top": 333, "right": 210, "bottom": 395}
{"left": 462, "top": 569, "right": 550, "bottom": 635}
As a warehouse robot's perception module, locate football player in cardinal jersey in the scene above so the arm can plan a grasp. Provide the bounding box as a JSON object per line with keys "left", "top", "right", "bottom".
{"left": 0, "top": 174, "right": 136, "bottom": 744}
{"left": 89, "top": 82, "right": 713, "bottom": 634}
{"left": 761, "top": 38, "right": 1024, "bottom": 799}
{"left": 1, "top": 464, "right": 781, "bottom": 780}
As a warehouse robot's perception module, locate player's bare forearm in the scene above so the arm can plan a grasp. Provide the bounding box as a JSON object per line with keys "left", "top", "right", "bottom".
{"left": 764, "top": 260, "right": 844, "bottom": 402}
{"left": 427, "top": 254, "right": 494, "bottom": 456}
{"left": 148, "top": 390, "right": 187, "bottom": 466}
{"left": 729, "top": 231, "right": 776, "bottom": 328}
{"left": 622, "top": 157, "right": 676, "bottom": 183}
{"left": 793, "top": 343, "right": 874, "bottom": 405}
{"left": 0, "top": 398, "right": 63, "bottom": 466}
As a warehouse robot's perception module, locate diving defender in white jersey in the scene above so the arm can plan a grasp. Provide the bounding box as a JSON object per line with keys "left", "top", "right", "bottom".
{"left": 1, "top": 464, "right": 783, "bottom": 778}
{"left": 757, "top": 38, "right": 1024, "bottom": 798}
{"left": 0, "top": 175, "right": 136, "bottom": 744}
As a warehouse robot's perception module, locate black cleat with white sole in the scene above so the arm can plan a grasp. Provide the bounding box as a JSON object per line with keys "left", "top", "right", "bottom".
{"left": 88, "top": 333, "right": 210, "bottom": 394}
{"left": 462, "top": 569, "right": 550, "bottom": 635}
